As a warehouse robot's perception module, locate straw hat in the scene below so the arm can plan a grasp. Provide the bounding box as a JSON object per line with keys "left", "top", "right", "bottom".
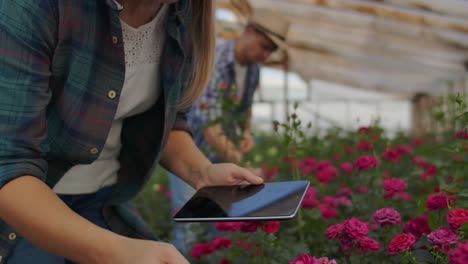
{"left": 248, "top": 10, "right": 289, "bottom": 49}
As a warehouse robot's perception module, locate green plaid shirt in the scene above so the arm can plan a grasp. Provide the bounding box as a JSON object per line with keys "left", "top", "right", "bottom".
{"left": 0, "top": 0, "right": 194, "bottom": 261}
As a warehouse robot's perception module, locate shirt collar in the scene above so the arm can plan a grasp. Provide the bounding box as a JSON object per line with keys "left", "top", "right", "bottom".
{"left": 106, "top": 0, "right": 188, "bottom": 26}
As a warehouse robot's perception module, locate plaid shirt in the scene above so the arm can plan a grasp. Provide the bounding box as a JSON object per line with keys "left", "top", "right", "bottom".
{"left": 188, "top": 40, "right": 260, "bottom": 161}
{"left": 0, "top": 0, "right": 193, "bottom": 261}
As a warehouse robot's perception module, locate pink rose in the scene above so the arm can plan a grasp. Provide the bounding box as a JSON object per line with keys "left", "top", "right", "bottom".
{"left": 338, "top": 187, "right": 353, "bottom": 197}
{"left": 357, "top": 237, "right": 381, "bottom": 252}
{"left": 290, "top": 254, "right": 316, "bottom": 264}
{"left": 314, "top": 257, "right": 337, "bottom": 264}
{"left": 299, "top": 157, "right": 317, "bottom": 175}
{"left": 403, "top": 216, "right": 431, "bottom": 238}
{"left": 447, "top": 208, "right": 468, "bottom": 230}
{"left": 427, "top": 227, "right": 458, "bottom": 247}
{"left": 383, "top": 178, "right": 408, "bottom": 194}
{"left": 262, "top": 221, "right": 280, "bottom": 234}
{"left": 353, "top": 155, "right": 380, "bottom": 171}
{"left": 317, "top": 165, "right": 339, "bottom": 184}
{"left": 320, "top": 205, "right": 338, "bottom": 219}
{"left": 449, "top": 242, "right": 468, "bottom": 264}
{"left": 426, "top": 192, "right": 457, "bottom": 211}
{"left": 395, "top": 145, "right": 413, "bottom": 155}
{"left": 356, "top": 186, "right": 369, "bottom": 193}
{"left": 302, "top": 187, "right": 319, "bottom": 209}
{"left": 388, "top": 233, "right": 417, "bottom": 255}
{"left": 340, "top": 162, "right": 353, "bottom": 175}
{"left": 357, "top": 141, "right": 373, "bottom": 151}
{"left": 373, "top": 208, "right": 402, "bottom": 227}
{"left": 326, "top": 224, "right": 343, "bottom": 240}
{"left": 343, "top": 218, "right": 369, "bottom": 240}
{"left": 413, "top": 156, "right": 427, "bottom": 168}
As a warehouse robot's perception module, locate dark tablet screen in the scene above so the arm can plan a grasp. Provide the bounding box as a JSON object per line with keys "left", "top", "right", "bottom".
{"left": 173, "top": 180, "right": 310, "bottom": 222}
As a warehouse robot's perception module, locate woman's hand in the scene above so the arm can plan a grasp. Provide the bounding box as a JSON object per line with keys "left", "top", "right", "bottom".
{"left": 194, "top": 163, "right": 264, "bottom": 190}
{"left": 107, "top": 237, "right": 189, "bottom": 264}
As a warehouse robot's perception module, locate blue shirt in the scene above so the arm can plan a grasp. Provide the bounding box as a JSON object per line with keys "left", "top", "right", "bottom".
{"left": 188, "top": 40, "right": 260, "bottom": 161}
{"left": 0, "top": 0, "right": 194, "bottom": 260}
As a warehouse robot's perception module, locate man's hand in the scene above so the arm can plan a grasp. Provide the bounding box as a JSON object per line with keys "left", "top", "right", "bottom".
{"left": 240, "top": 131, "right": 255, "bottom": 154}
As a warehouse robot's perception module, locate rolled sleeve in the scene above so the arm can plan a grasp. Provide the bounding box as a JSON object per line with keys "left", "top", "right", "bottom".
{"left": 0, "top": 0, "right": 57, "bottom": 189}
{"left": 172, "top": 109, "right": 193, "bottom": 136}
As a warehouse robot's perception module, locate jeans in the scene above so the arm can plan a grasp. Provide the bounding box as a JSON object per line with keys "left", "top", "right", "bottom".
{"left": 169, "top": 173, "right": 196, "bottom": 254}
{"left": 7, "top": 186, "right": 114, "bottom": 264}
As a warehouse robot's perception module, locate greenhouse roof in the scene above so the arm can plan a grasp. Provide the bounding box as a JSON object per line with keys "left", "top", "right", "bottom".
{"left": 216, "top": 0, "right": 468, "bottom": 99}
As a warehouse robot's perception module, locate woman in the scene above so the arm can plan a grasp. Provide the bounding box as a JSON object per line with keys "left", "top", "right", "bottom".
{"left": 0, "top": 0, "right": 263, "bottom": 263}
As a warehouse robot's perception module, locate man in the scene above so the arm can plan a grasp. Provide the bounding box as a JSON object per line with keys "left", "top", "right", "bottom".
{"left": 169, "top": 10, "right": 289, "bottom": 253}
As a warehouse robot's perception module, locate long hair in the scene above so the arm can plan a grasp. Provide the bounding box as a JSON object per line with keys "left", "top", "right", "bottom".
{"left": 178, "top": 0, "right": 215, "bottom": 109}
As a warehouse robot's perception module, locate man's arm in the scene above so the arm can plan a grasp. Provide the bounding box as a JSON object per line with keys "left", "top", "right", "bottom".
{"left": 204, "top": 124, "right": 243, "bottom": 164}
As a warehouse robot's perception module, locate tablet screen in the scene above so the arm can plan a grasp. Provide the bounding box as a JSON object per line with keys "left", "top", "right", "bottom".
{"left": 173, "top": 180, "right": 310, "bottom": 222}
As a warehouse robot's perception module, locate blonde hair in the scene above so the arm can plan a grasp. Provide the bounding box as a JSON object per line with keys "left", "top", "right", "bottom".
{"left": 178, "top": 0, "right": 215, "bottom": 109}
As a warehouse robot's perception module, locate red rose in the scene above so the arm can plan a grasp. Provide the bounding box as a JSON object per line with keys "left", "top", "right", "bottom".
{"left": 357, "top": 237, "right": 381, "bottom": 252}
{"left": 215, "top": 222, "right": 242, "bottom": 232}
{"left": 353, "top": 155, "right": 380, "bottom": 171}
{"left": 403, "top": 217, "right": 431, "bottom": 238}
{"left": 447, "top": 208, "right": 468, "bottom": 230}
{"left": 426, "top": 192, "right": 457, "bottom": 211}
{"left": 191, "top": 242, "right": 214, "bottom": 259}
{"left": 262, "top": 221, "right": 280, "bottom": 234}
{"left": 240, "top": 222, "right": 262, "bottom": 233}
{"left": 211, "top": 237, "right": 233, "bottom": 250}
{"left": 388, "top": 233, "right": 417, "bottom": 255}
{"left": 382, "top": 148, "right": 401, "bottom": 163}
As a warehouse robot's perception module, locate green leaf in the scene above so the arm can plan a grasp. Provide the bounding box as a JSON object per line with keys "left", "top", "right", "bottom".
{"left": 460, "top": 223, "right": 468, "bottom": 235}
{"left": 417, "top": 197, "right": 428, "bottom": 215}
{"left": 428, "top": 212, "right": 441, "bottom": 230}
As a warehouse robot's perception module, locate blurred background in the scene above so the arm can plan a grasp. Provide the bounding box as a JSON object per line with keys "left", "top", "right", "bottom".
{"left": 215, "top": 0, "right": 468, "bottom": 136}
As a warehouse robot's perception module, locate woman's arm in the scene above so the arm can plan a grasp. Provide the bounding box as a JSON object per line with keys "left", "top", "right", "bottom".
{"left": 0, "top": 176, "right": 190, "bottom": 264}
{"left": 159, "top": 130, "right": 264, "bottom": 190}
{"left": 0, "top": 176, "right": 117, "bottom": 263}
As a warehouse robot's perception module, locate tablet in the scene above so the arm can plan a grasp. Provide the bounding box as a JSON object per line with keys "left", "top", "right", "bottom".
{"left": 173, "top": 180, "right": 310, "bottom": 222}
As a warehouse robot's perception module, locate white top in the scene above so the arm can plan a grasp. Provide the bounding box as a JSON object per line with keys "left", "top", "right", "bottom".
{"left": 235, "top": 62, "right": 247, "bottom": 100}
{"left": 53, "top": 5, "right": 168, "bottom": 194}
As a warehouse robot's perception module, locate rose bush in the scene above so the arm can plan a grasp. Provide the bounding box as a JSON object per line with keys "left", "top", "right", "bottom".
{"left": 135, "top": 95, "right": 467, "bottom": 263}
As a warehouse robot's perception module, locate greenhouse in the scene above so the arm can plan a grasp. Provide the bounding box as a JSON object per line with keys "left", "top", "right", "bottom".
{"left": 0, "top": 0, "right": 466, "bottom": 264}
{"left": 135, "top": 1, "right": 468, "bottom": 264}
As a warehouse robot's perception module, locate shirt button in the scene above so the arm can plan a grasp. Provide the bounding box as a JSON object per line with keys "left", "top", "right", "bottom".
{"left": 107, "top": 90, "right": 117, "bottom": 99}
{"left": 112, "top": 35, "right": 119, "bottom": 45}
{"left": 8, "top": 233, "right": 16, "bottom": 241}
{"left": 89, "top": 147, "right": 99, "bottom": 155}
